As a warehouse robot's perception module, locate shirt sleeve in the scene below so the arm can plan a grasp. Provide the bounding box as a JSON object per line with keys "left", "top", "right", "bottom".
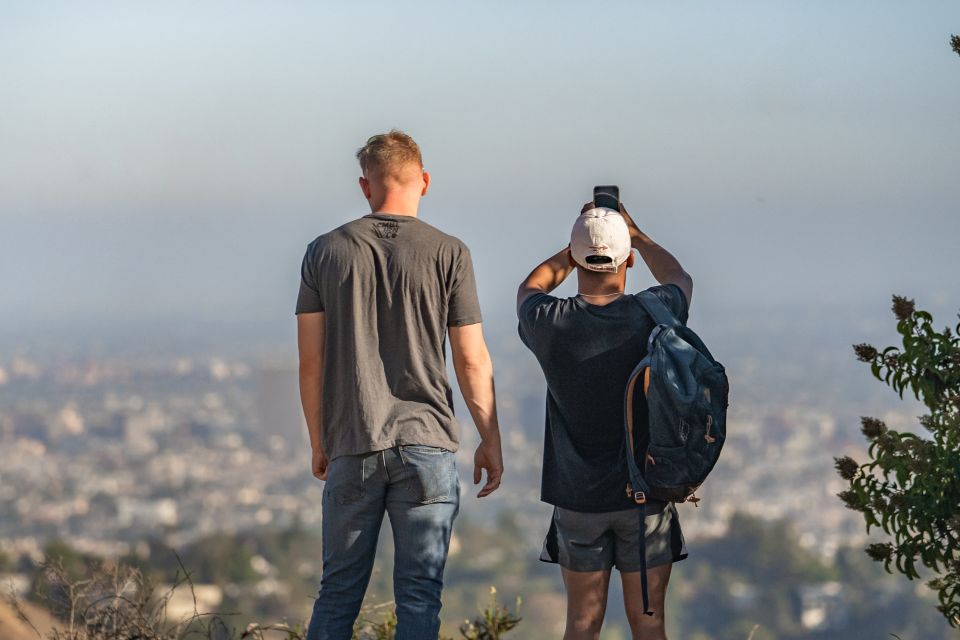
{"left": 648, "top": 283, "right": 689, "bottom": 325}
{"left": 516, "top": 292, "right": 556, "bottom": 351}
{"left": 447, "top": 246, "right": 483, "bottom": 327}
{"left": 295, "top": 242, "right": 324, "bottom": 315}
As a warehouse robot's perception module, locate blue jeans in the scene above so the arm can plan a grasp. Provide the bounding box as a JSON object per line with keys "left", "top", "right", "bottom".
{"left": 306, "top": 445, "right": 460, "bottom": 640}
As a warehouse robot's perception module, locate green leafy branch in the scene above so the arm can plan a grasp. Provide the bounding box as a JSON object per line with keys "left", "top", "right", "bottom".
{"left": 837, "top": 296, "right": 960, "bottom": 627}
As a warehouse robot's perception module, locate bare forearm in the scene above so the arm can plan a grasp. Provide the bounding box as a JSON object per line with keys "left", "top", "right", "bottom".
{"left": 631, "top": 231, "right": 689, "bottom": 285}
{"left": 299, "top": 363, "right": 324, "bottom": 450}
{"left": 453, "top": 354, "right": 501, "bottom": 444}
{"left": 517, "top": 248, "right": 573, "bottom": 307}
{"left": 617, "top": 205, "right": 693, "bottom": 302}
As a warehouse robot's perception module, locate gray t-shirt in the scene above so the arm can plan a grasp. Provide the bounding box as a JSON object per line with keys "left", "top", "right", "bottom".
{"left": 295, "top": 213, "right": 482, "bottom": 460}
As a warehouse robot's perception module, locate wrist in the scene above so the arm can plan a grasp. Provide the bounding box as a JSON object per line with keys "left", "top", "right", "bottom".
{"left": 630, "top": 231, "right": 650, "bottom": 248}
{"left": 479, "top": 431, "right": 502, "bottom": 445}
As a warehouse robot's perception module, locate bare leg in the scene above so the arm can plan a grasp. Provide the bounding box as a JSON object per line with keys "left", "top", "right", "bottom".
{"left": 561, "top": 568, "right": 611, "bottom": 640}
{"left": 621, "top": 563, "right": 672, "bottom": 640}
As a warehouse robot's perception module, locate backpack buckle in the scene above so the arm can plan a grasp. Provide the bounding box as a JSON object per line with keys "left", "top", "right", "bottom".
{"left": 626, "top": 483, "right": 647, "bottom": 504}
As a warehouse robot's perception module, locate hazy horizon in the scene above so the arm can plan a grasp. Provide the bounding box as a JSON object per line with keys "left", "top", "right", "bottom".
{"left": 3, "top": 1, "right": 959, "bottom": 348}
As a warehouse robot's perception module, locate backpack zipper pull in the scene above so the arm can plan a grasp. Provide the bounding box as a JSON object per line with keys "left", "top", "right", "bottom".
{"left": 704, "top": 414, "right": 717, "bottom": 444}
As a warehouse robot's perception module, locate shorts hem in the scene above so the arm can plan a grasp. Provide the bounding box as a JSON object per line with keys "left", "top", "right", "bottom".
{"left": 539, "top": 555, "right": 614, "bottom": 572}
{"left": 615, "top": 552, "right": 689, "bottom": 573}
{"left": 541, "top": 552, "right": 689, "bottom": 573}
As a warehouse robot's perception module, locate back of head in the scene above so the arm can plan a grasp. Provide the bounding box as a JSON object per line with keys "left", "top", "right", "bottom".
{"left": 356, "top": 130, "right": 423, "bottom": 184}
{"left": 570, "top": 208, "right": 632, "bottom": 273}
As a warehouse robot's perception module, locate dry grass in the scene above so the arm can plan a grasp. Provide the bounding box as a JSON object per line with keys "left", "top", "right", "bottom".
{"left": 8, "top": 559, "right": 521, "bottom": 640}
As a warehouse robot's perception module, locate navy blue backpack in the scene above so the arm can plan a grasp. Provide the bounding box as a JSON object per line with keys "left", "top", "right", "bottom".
{"left": 623, "top": 289, "right": 729, "bottom": 614}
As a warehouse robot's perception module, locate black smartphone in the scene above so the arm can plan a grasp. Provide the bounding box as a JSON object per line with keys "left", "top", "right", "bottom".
{"left": 593, "top": 185, "right": 620, "bottom": 211}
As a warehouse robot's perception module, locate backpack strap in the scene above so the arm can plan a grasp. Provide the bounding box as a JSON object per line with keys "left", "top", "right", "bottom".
{"left": 637, "top": 289, "right": 680, "bottom": 329}
{"left": 637, "top": 505, "right": 651, "bottom": 616}
{"left": 624, "top": 361, "right": 651, "bottom": 505}
{"left": 624, "top": 295, "right": 679, "bottom": 617}
{"left": 624, "top": 290, "right": 690, "bottom": 616}
{"left": 624, "top": 360, "right": 654, "bottom": 616}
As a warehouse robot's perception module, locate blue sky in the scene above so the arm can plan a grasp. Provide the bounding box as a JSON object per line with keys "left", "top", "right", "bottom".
{"left": 2, "top": 1, "right": 958, "bottom": 344}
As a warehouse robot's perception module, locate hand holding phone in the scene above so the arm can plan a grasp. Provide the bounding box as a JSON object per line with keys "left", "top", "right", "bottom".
{"left": 593, "top": 185, "right": 620, "bottom": 211}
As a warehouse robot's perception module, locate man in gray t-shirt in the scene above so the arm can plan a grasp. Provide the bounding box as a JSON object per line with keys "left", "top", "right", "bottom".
{"left": 296, "top": 131, "right": 503, "bottom": 640}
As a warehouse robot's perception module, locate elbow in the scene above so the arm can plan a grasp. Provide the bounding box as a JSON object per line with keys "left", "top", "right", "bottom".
{"left": 458, "top": 353, "right": 489, "bottom": 370}
{"left": 455, "top": 353, "right": 492, "bottom": 378}
{"left": 677, "top": 271, "right": 694, "bottom": 304}
{"left": 461, "top": 359, "right": 491, "bottom": 375}
{"left": 517, "top": 282, "right": 537, "bottom": 299}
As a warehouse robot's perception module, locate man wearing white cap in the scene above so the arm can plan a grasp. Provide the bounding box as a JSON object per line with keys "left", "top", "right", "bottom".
{"left": 517, "top": 201, "right": 693, "bottom": 640}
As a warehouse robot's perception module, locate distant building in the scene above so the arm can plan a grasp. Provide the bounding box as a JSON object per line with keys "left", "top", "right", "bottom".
{"left": 799, "top": 581, "right": 847, "bottom": 631}
{"left": 0, "top": 573, "right": 31, "bottom": 598}
{"left": 116, "top": 498, "right": 178, "bottom": 529}
{"left": 254, "top": 364, "right": 307, "bottom": 448}
{"left": 156, "top": 583, "right": 223, "bottom": 621}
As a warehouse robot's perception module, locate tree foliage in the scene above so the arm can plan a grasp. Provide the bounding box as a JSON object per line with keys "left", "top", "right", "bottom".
{"left": 836, "top": 295, "right": 960, "bottom": 627}
{"left": 952, "top": 34, "right": 960, "bottom": 57}
{"left": 672, "top": 513, "right": 835, "bottom": 640}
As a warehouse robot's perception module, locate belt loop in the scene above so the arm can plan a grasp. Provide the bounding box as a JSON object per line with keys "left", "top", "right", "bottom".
{"left": 397, "top": 444, "right": 407, "bottom": 466}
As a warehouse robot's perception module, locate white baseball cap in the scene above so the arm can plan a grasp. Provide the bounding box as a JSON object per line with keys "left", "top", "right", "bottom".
{"left": 570, "top": 207, "right": 632, "bottom": 272}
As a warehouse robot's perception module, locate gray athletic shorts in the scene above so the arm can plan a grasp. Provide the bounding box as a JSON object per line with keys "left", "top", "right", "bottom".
{"left": 540, "top": 502, "right": 688, "bottom": 572}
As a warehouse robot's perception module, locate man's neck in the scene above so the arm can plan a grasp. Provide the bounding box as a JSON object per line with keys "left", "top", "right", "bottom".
{"left": 371, "top": 209, "right": 418, "bottom": 218}
{"left": 577, "top": 273, "right": 626, "bottom": 306}
{"left": 370, "top": 194, "right": 419, "bottom": 217}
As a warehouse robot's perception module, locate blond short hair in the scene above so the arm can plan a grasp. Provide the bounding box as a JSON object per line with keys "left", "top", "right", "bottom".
{"left": 356, "top": 130, "right": 423, "bottom": 179}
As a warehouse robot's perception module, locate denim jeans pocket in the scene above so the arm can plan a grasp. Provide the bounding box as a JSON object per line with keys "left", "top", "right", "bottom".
{"left": 324, "top": 455, "right": 365, "bottom": 506}
{"left": 401, "top": 444, "right": 452, "bottom": 455}
{"left": 399, "top": 446, "right": 456, "bottom": 505}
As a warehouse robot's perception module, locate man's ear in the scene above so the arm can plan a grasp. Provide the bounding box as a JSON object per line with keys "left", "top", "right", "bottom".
{"left": 359, "top": 176, "right": 372, "bottom": 200}
{"left": 421, "top": 170, "right": 431, "bottom": 196}
{"left": 626, "top": 252, "right": 636, "bottom": 268}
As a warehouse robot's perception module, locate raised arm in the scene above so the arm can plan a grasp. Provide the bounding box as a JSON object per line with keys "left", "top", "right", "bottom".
{"left": 516, "top": 247, "right": 575, "bottom": 310}
{"left": 448, "top": 323, "right": 503, "bottom": 498}
{"left": 298, "top": 312, "right": 327, "bottom": 480}
{"left": 619, "top": 203, "right": 693, "bottom": 305}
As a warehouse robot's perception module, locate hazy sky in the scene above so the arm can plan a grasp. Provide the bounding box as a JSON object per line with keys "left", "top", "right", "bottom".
{"left": 2, "top": 1, "right": 958, "bottom": 346}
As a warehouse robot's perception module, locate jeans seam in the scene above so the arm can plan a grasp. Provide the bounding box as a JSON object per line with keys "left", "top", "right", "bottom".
{"left": 360, "top": 454, "right": 365, "bottom": 499}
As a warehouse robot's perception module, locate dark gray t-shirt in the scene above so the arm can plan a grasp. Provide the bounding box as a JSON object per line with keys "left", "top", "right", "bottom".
{"left": 517, "top": 285, "right": 688, "bottom": 513}
{"left": 296, "top": 213, "right": 482, "bottom": 459}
